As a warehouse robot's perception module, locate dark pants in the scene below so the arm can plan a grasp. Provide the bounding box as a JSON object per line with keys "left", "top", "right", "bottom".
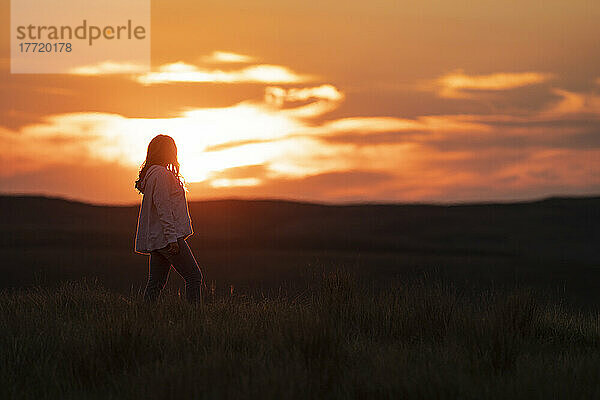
{"left": 144, "top": 237, "right": 203, "bottom": 303}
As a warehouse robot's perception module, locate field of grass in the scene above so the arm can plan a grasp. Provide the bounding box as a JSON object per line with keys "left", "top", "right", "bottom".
{"left": 1, "top": 195, "right": 599, "bottom": 306}
{"left": 2, "top": 270, "right": 600, "bottom": 399}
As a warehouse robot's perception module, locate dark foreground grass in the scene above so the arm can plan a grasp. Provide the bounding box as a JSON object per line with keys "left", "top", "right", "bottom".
{"left": 1, "top": 271, "right": 600, "bottom": 399}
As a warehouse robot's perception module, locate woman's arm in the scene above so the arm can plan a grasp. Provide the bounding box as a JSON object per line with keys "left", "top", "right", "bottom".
{"left": 151, "top": 168, "right": 179, "bottom": 247}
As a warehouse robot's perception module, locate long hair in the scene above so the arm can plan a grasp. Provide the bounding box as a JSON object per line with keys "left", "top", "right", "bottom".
{"left": 135, "top": 134, "right": 185, "bottom": 194}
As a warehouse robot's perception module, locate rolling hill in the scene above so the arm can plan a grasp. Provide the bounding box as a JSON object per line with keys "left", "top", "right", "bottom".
{"left": 0, "top": 195, "right": 598, "bottom": 304}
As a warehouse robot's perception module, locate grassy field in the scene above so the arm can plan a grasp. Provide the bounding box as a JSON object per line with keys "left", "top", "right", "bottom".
{"left": 1, "top": 195, "right": 599, "bottom": 306}
{"left": 2, "top": 270, "right": 600, "bottom": 399}
{"left": 1, "top": 195, "right": 599, "bottom": 398}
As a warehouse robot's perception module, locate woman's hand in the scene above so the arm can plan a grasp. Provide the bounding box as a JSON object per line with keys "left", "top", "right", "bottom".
{"left": 167, "top": 241, "right": 180, "bottom": 255}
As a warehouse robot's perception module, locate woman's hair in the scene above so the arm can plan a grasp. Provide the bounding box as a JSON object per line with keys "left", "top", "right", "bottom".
{"left": 135, "top": 134, "right": 185, "bottom": 194}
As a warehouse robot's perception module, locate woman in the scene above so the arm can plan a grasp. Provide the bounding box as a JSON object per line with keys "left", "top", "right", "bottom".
{"left": 134, "top": 134, "right": 203, "bottom": 303}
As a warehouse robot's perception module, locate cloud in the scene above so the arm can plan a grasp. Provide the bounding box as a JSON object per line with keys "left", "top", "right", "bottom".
{"left": 186, "top": 169, "right": 397, "bottom": 202}
{"left": 2, "top": 66, "right": 600, "bottom": 204}
{"left": 539, "top": 89, "right": 600, "bottom": 117}
{"left": 201, "top": 51, "right": 255, "bottom": 64}
{"left": 430, "top": 70, "right": 554, "bottom": 98}
{"left": 265, "top": 84, "right": 345, "bottom": 119}
{"left": 136, "top": 62, "right": 313, "bottom": 85}
{"left": 210, "top": 178, "right": 261, "bottom": 188}
{"left": 0, "top": 83, "right": 435, "bottom": 187}
{"left": 69, "top": 61, "right": 149, "bottom": 75}
{"left": 298, "top": 115, "right": 489, "bottom": 141}
{"left": 265, "top": 85, "right": 344, "bottom": 105}
{"left": 66, "top": 51, "right": 312, "bottom": 85}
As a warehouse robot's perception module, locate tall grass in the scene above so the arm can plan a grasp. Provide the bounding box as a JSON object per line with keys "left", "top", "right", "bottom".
{"left": 1, "top": 270, "right": 600, "bottom": 399}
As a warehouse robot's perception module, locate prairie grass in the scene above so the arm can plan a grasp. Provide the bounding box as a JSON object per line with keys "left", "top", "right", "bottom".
{"left": 1, "top": 270, "right": 600, "bottom": 399}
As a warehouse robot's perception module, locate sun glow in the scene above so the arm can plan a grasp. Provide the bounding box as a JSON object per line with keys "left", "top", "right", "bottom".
{"left": 10, "top": 84, "right": 343, "bottom": 185}
{"left": 210, "top": 178, "right": 261, "bottom": 188}
{"left": 5, "top": 57, "right": 600, "bottom": 202}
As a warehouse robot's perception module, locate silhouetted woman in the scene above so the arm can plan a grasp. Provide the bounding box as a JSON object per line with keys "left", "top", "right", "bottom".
{"left": 134, "top": 134, "right": 203, "bottom": 302}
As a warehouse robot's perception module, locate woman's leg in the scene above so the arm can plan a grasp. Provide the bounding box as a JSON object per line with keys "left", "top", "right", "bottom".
{"left": 156, "top": 238, "right": 203, "bottom": 303}
{"left": 144, "top": 250, "right": 172, "bottom": 301}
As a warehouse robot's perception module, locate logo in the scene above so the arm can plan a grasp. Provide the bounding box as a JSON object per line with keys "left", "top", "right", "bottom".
{"left": 11, "top": 0, "right": 150, "bottom": 73}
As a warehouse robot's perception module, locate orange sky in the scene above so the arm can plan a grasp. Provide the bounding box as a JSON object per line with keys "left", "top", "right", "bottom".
{"left": 1, "top": 0, "right": 600, "bottom": 204}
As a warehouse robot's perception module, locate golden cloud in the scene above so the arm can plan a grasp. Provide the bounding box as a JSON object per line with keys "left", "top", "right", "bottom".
{"left": 201, "top": 51, "right": 255, "bottom": 64}
{"left": 539, "top": 89, "right": 600, "bottom": 117}
{"left": 430, "top": 70, "right": 554, "bottom": 98}
{"left": 3, "top": 56, "right": 600, "bottom": 203}
{"left": 136, "top": 62, "right": 313, "bottom": 85}
{"left": 67, "top": 51, "right": 312, "bottom": 85}
{"left": 69, "top": 61, "right": 149, "bottom": 75}
{"left": 265, "top": 85, "right": 345, "bottom": 119}
{"left": 265, "top": 85, "right": 344, "bottom": 105}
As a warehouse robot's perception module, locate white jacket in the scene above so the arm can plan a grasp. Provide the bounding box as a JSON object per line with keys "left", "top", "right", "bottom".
{"left": 135, "top": 165, "right": 193, "bottom": 254}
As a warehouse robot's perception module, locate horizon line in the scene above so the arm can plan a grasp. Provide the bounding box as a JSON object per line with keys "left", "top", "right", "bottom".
{"left": 1, "top": 192, "right": 599, "bottom": 209}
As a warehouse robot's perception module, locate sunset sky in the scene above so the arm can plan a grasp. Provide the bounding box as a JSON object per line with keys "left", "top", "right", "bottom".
{"left": 1, "top": 0, "right": 599, "bottom": 204}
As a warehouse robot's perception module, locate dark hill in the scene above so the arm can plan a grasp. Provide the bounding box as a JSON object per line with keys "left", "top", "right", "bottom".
{"left": 1, "top": 195, "right": 599, "bottom": 304}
